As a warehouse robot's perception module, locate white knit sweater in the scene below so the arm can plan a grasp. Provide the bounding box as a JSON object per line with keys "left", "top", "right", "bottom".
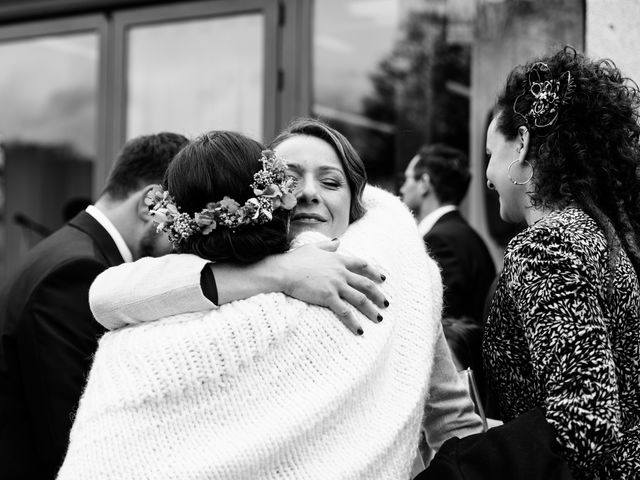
{"left": 58, "top": 187, "right": 456, "bottom": 480}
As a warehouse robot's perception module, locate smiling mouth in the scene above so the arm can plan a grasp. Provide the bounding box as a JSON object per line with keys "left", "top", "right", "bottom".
{"left": 292, "top": 212, "right": 326, "bottom": 223}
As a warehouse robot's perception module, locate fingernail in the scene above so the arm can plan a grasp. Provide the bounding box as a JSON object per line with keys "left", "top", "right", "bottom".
{"left": 383, "top": 300, "right": 389, "bottom": 307}
{"left": 380, "top": 274, "right": 386, "bottom": 281}
{"left": 357, "top": 328, "right": 364, "bottom": 336}
{"left": 377, "top": 314, "right": 383, "bottom": 322}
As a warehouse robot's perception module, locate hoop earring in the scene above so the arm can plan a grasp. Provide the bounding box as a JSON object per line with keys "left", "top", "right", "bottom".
{"left": 507, "top": 159, "right": 533, "bottom": 185}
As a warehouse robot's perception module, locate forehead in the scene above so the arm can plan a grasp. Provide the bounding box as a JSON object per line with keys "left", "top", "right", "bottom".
{"left": 405, "top": 155, "right": 420, "bottom": 174}
{"left": 275, "top": 135, "right": 344, "bottom": 172}
{"left": 486, "top": 116, "right": 502, "bottom": 147}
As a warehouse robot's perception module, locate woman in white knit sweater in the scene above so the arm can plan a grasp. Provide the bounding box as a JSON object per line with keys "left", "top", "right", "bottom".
{"left": 58, "top": 120, "right": 482, "bottom": 479}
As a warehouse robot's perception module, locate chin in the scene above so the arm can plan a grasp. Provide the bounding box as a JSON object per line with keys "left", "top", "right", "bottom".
{"left": 290, "top": 223, "right": 327, "bottom": 239}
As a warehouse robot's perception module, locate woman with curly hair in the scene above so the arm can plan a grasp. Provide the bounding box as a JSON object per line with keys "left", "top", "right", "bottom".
{"left": 418, "top": 45, "right": 640, "bottom": 480}
{"left": 484, "top": 46, "right": 640, "bottom": 479}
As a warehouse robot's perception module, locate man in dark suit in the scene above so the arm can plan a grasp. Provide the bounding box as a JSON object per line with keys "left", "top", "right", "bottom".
{"left": 400, "top": 144, "right": 496, "bottom": 326}
{"left": 0, "top": 132, "right": 188, "bottom": 480}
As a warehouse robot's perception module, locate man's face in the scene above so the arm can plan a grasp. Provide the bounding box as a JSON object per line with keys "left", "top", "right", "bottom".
{"left": 400, "top": 156, "right": 425, "bottom": 211}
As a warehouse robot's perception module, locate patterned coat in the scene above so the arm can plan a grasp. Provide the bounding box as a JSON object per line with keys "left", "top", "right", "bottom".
{"left": 485, "top": 207, "right": 640, "bottom": 480}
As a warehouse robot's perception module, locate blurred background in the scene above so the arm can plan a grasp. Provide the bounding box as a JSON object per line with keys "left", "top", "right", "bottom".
{"left": 0, "top": 0, "right": 638, "bottom": 283}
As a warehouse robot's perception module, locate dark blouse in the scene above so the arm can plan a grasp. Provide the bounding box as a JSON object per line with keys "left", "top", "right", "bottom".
{"left": 484, "top": 207, "right": 640, "bottom": 479}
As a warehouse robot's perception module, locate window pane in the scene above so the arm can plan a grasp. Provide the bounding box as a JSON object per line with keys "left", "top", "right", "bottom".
{"left": 126, "top": 14, "right": 264, "bottom": 142}
{"left": 313, "top": 0, "right": 471, "bottom": 190}
{"left": 0, "top": 33, "right": 98, "bottom": 281}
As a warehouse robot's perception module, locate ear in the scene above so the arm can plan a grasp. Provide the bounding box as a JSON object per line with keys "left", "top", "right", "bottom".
{"left": 517, "top": 125, "right": 530, "bottom": 161}
{"left": 137, "top": 184, "right": 157, "bottom": 221}
{"left": 419, "top": 173, "right": 431, "bottom": 197}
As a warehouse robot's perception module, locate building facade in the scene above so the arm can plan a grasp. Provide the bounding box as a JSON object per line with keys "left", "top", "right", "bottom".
{"left": 0, "top": 0, "right": 638, "bottom": 280}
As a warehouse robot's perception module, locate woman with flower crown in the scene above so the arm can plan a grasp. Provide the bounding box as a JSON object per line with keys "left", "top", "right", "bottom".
{"left": 417, "top": 47, "right": 640, "bottom": 480}
{"left": 57, "top": 123, "right": 483, "bottom": 480}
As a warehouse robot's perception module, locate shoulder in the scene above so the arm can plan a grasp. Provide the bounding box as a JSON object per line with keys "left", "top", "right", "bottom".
{"left": 508, "top": 208, "right": 604, "bottom": 255}
{"left": 504, "top": 208, "right": 607, "bottom": 281}
{"left": 1, "top": 226, "right": 109, "bottom": 325}
{"left": 427, "top": 212, "right": 491, "bottom": 255}
{"left": 361, "top": 185, "right": 413, "bottom": 218}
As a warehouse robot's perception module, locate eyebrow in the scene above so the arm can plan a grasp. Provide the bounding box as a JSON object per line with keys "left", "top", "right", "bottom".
{"left": 286, "top": 163, "right": 346, "bottom": 177}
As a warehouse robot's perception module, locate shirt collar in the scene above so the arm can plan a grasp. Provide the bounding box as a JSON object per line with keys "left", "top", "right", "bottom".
{"left": 85, "top": 205, "right": 133, "bottom": 263}
{"left": 417, "top": 205, "right": 458, "bottom": 237}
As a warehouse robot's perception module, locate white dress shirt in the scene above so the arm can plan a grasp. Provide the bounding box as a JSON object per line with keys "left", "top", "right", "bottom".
{"left": 417, "top": 205, "right": 458, "bottom": 237}
{"left": 85, "top": 205, "right": 133, "bottom": 263}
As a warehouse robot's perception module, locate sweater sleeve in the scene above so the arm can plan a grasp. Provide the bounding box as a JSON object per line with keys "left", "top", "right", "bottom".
{"left": 509, "top": 235, "right": 621, "bottom": 474}
{"left": 89, "top": 254, "right": 216, "bottom": 330}
{"left": 422, "top": 324, "right": 485, "bottom": 450}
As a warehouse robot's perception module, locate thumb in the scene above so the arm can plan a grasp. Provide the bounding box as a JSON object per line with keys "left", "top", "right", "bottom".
{"left": 316, "top": 237, "right": 340, "bottom": 252}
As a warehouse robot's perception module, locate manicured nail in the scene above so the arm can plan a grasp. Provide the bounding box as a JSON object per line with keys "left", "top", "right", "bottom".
{"left": 380, "top": 274, "right": 386, "bottom": 281}
{"left": 377, "top": 314, "right": 383, "bottom": 322}
{"left": 357, "top": 328, "right": 364, "bottom": 336}
{"left": 383, "top": 300, "right": 389, "bottom": 307}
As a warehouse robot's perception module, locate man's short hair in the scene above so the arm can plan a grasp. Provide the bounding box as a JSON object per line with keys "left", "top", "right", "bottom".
{"left": 413, "top": 144, "right": 470, "bottom": 205}
{"left": 102, "top": 132, "right": 189, "bottom": 200}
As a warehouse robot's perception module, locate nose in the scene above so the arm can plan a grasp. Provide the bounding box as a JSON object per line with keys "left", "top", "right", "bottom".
{"left": 296, "top": 177, "right": 320, "bottom": 203}
{"left": 486, "top": 180, "right": 495, "bottom": 190}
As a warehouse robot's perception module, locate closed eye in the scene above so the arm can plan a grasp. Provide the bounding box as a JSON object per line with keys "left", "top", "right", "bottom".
{"left": 321, "top": 178, "right": 343, "bottom": 189}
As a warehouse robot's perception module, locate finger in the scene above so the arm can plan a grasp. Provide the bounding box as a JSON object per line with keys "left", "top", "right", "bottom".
{"left": 325, "top": 297, "right": 364, "bottom": 335}
{"left": 314, "top": 238, "right": 340, "bottom": 252}
{"left": 342, "top": 255, "right": 385, "bottom": 283}
{"left": 346, "top": 272, "right": 388, "bottom": 309}
{"left": 339, "top": 286, "right": 383, "bottom": 325}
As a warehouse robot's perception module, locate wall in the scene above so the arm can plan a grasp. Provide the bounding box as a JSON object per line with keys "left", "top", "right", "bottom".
{"left": 586, "top": 0, "right": 640, "bottom": 84}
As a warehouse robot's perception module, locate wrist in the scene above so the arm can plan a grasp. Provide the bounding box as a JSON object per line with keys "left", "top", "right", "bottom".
{"left": 256, "top": 253, "right": 288, "bottom": 295}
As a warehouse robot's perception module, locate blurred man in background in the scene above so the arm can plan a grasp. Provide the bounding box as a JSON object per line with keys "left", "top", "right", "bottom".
{"left": 401, "top": 144, "right": 495, "bottom": 326}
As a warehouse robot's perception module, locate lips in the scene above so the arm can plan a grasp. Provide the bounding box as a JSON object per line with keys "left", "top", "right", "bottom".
{"left": 292, "top": 211, "right": 326, "bottom": 222}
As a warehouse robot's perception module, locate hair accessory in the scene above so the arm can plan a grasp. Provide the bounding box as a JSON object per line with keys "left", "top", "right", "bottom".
{"left": 145, "top": 149, "right": 297, "bottom": 246}
{"left": 507, "top": 159, "right": 534, "bottom": 185}
{"left": 513, "top": 62, "right": 575, "bottom": 129}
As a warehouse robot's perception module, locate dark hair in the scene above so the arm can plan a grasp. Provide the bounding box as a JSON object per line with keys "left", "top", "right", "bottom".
{"left": 102, "top": 132, "right": 188, "bottom": 199}
{"left": 269, "top": 118, "right": 367, "bottom": 223}
{"left": 164, "top": 131, "right": 290, "bottom": 263}
{"left": 413, "top": 144, "right": 470, "bottom": 205}
{"left": 494, "top": 46, "right": 640, "bottom": 279}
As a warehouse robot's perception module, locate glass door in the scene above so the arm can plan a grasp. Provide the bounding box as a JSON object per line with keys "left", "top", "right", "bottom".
{"left": 111, "top": 0, "right": 279, "bottom": 155}
{"left": 0, "top": 16, "right": 106, "bottom": 281}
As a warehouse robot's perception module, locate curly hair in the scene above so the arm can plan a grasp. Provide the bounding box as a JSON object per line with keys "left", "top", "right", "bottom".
{"left": 494, "top": 46, "right": 640, "bottom": 280}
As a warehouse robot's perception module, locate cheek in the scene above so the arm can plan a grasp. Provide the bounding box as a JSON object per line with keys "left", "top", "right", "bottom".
{"left": 327, "top": 190, "right": 351, "bottom": 225}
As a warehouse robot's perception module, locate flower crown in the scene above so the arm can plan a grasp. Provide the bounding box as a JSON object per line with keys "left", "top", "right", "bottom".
{"left": 145, "top": 149, "right": 297, "bottom": 246}
{"left": 513, "top": 62, "right": 576, "bottom": 129}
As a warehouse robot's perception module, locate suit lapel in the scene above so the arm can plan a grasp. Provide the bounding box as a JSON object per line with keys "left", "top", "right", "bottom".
{"left": 68, "top": 211, "right": 124, "bottom": 266}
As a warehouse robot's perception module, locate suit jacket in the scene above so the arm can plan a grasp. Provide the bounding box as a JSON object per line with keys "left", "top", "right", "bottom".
{"left": 0, "top": 211, "right": 124, "bottom": 480}
{"left": 424, "top": 210, "right": 496, "bottom": 324}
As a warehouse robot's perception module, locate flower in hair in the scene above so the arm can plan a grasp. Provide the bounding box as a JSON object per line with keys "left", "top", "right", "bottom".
{"left": 145, "top": 149, "right": 297, "bottom": 246}
{"left": 513, "top": 62, "right": 575, "bottom": 129}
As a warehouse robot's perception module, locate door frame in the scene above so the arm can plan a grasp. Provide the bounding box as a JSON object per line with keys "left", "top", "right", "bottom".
{"left": 110, "top": 0, "right": 280, "bottom": 164}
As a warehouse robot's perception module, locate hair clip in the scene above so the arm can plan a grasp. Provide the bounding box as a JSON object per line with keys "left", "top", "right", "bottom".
{"left": 513, "top": 62, "right": 575, "bottom": 130}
